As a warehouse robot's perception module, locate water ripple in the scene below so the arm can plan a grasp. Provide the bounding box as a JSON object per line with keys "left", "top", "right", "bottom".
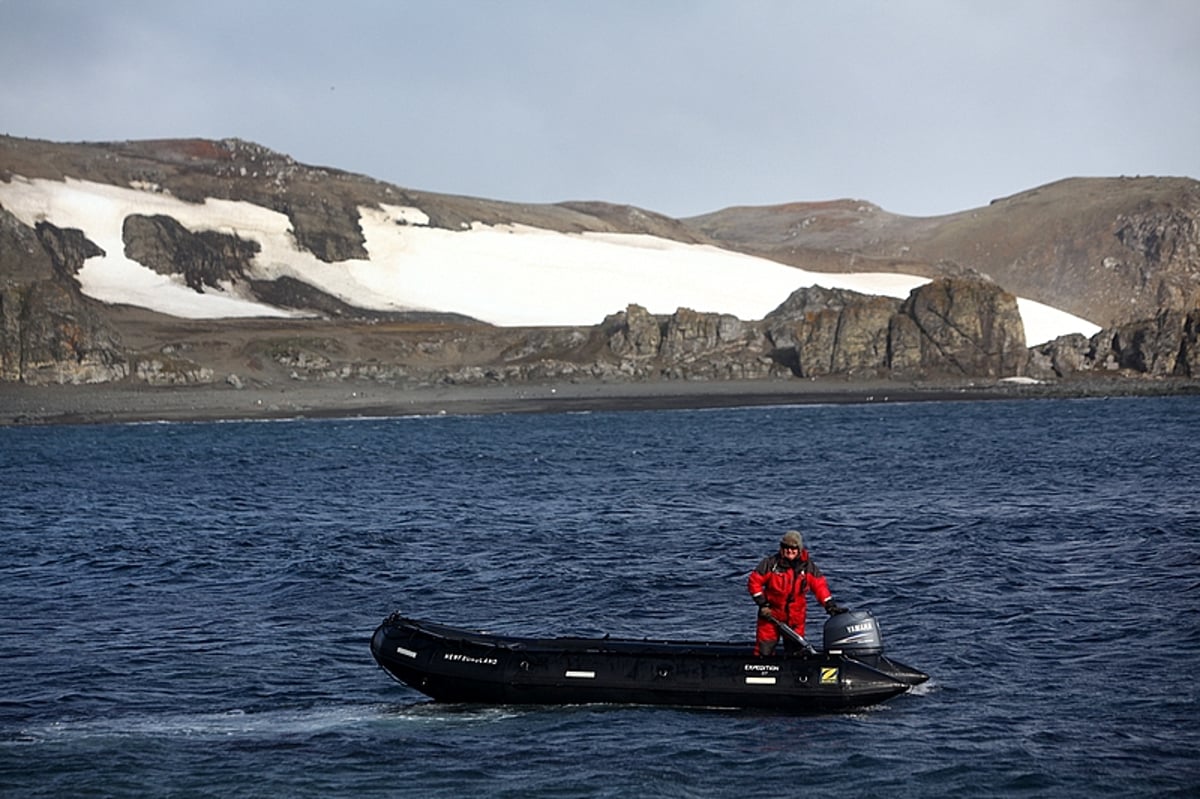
{"left": 2, "top": 396, "right": 1199, "bottom": 797}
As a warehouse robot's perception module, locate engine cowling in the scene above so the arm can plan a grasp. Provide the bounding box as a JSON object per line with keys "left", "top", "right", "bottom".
{"left": 823, "top": 609, "right": 884, "bottom": 656}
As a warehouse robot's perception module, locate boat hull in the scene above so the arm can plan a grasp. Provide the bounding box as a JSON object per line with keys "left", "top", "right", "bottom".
{"left": 371, "top": 614, "right": 925, "bottom": 713}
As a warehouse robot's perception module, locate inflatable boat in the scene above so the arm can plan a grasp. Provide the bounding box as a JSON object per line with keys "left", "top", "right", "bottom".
{"left": 370, "top": 609, "right": 927, "bottom": 712}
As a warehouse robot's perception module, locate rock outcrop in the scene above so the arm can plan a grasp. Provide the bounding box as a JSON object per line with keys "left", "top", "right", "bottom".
{"left": 433, "top": 277, "right": 1027, "bottom": 387}
{"left": 759, "top": 279, "right": 1026, "bottom": 380}
{"left": 0, "top": 211, "right": 127, "bottom": 383}
{"left": 892, "top": 278, "right": 1027, "bottom": 378}
{"left": 1029, "top": 307, "right": 1200, "bottom": 379}
{"left": 602, "top": 305, "right": 772, "bottom": 380}
{"left": 123, "top": 214, "right": 259, "bottom": 291}
{"left": 764, "top": 287, "right": 899, "bottom": 377}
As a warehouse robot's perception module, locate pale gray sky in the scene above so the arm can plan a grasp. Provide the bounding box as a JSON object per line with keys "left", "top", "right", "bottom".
{"left": 2, "top": 0, "right": 1197, "bottom": 218}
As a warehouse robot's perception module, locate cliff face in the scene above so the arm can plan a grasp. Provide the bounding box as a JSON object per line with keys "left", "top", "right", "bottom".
{"left": 1, "top": 135, "right": 1198, "bottom": 387}
{"left": 0, "top": 210, "right": 126, "bottom": 383}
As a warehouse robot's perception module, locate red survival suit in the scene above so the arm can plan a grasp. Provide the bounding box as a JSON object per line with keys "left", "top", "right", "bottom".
{"left": 747, "top": 548, "right": 832, "bottom": 655}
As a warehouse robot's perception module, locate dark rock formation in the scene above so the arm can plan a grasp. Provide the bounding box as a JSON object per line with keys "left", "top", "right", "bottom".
{"left": 892, "top": 278, "right": 1026, "bottom": 378}
{"left": 0, "top": 212, "right": 127, "bottom": 383}
{"left": 764, "top": 287, "right": 899, "bottom": 377}
{"left": 1027, "top": 334, "right": 1093, "bottom": 378}
{"left": 11, "top": 279, "right": 125, "bottom": 383}
{"left": 1096, "top": 311, "right": 1192, "bottom": 375}
{"left": 592, "top": 304, "right": 774, "bottom": 380}
{"left": 124, "top": 214, "right": 259, "bottom": 291}
{"left": 270, "top": 197, "right": 368, "bottom": 263}
{"left": 1028, "top": 307, "right": 1200, "bottom": 379}
{"left": 1114, "top": 207, "right": 1200, "bottom": 313}
{"left": 760, "top": 278, "right": 1026, "bottom": 380}
{"left": 603, "top": 303, "right": 664, "bottom": 361}
{"left": 34, "top": 220, "right": 104, "bottom": 280}
{"left": 1181, "top": 311, "right": 1200, "bottom": 378}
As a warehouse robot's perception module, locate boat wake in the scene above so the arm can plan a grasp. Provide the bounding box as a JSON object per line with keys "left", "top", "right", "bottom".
{"left": 376, "top": 702, "right": 526, "bottom": 725}
{"left": 4, "top": 702, "right": 464, "bottom": 745}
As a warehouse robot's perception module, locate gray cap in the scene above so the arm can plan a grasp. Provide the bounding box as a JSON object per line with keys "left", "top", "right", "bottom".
{"left": 780, "top": 530, "right": 803, "bottom": 549}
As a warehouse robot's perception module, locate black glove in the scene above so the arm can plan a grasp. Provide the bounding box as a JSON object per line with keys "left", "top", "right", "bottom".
{"left": 824, "top": 600, "right": 849, "bottom": 615}
{"left": 758, "top": 606, "right": 774, "bottom": 620}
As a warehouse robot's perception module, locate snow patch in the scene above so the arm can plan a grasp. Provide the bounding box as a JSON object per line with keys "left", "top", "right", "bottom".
{"left": 1, "top": 176, "right": 300, "bottom": 319}
{"left": 1017, "top": 298, "right": 1101, "bottom": 346}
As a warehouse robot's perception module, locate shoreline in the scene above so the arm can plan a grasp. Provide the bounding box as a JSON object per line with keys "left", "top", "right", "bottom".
{"left": 3, "top": 376, "right": 1198, "bottom": 426}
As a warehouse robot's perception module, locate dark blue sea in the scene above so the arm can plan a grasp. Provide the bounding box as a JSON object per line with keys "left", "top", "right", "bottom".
{"left": 2, "top": 395, "right": 1198, "bottom": 797}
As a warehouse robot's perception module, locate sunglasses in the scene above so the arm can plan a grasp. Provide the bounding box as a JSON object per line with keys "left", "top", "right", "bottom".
{"left": 780, "top": 545, "right": 800, "bottom": 551}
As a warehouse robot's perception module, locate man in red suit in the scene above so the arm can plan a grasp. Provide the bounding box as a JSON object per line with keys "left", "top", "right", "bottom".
{"left": 748, "top": 529, "right": 847, "bottom": 655}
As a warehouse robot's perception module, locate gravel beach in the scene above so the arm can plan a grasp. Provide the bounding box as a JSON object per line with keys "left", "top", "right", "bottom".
{"left": 4, "top": 376, "right": 1196, "bottom": 426}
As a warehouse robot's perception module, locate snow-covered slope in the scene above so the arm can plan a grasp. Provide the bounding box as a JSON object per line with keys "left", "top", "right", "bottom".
{"left": 0, "top": 176, "right": 1099, "bottom": 345}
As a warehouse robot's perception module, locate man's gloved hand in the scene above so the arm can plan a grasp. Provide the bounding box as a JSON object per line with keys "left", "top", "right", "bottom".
{"left": 758, "top": 606, "right": 774, "bottom": 620}
{"left": 824, "top": 600, "right": 849, "bottom": 615}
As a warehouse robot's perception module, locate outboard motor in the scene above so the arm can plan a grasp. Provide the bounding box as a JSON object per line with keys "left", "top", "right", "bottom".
{"left": 823, "top": 609, "right": 884, "bottom": 656}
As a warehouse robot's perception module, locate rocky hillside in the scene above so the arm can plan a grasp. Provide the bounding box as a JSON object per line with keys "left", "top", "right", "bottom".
{"left": 1, "top": 135, "right": 1198, "bottom": 388}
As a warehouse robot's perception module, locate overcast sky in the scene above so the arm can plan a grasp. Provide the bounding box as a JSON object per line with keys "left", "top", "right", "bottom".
{"left": 2, "top": 1, "right": 1197, "bottom": 218}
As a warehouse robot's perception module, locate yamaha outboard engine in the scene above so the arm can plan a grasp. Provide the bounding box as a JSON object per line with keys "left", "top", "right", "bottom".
{"left": 822, "top": 609, "right": 931, "bottom": 687}
{"left": 823, "top": 609, "right": 884, "bottom": 656}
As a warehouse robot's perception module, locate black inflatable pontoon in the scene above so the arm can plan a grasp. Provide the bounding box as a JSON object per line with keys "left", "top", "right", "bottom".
{"left": 370, "top": 609, "right": 927, "bottom": 712}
